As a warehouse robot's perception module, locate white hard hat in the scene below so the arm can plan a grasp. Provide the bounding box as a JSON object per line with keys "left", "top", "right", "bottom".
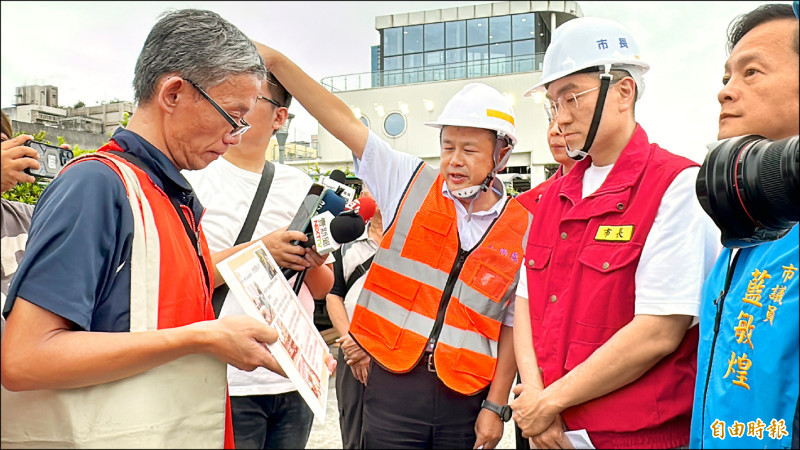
{"left": 524, "top": 17, "right": 649, "bottom": 99}
{"left": 426, "top": 83, "right": 517, "bottom": 146}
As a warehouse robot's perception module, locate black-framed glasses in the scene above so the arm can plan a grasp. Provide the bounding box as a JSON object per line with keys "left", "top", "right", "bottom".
{"left": 185, "top": 78, "right": 250, "bottom": 137}
{"left": 258, "top": 96, "right": 282, "bottom": 108}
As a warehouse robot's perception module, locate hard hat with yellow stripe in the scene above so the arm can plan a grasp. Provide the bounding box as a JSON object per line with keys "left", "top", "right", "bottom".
{"left": 425, "top": 83, "right": 517, "bottom": 147}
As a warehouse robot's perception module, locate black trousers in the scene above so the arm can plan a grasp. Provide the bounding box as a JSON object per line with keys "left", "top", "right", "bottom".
{"left": 362, "top": 357, "right": 488, "bottom": 449}
{"left": 335, "top": 349, "right": 366, "bottom": 449}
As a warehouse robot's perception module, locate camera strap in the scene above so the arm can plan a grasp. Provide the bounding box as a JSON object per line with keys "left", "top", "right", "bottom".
{"left": 210, "top": 161, "right": 275, "bottom": 317}
{"left": 106, "top": 150, "right": 212, "bottom": 299}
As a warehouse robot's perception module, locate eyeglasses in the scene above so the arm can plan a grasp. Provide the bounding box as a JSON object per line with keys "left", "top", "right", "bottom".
{"left": 185, "top": 78, "right": 250, "bottom": 137}
{"left": 544, "top": 86, "right": 600, "bottom": 123}
{"left": 257, "top": 96, "right": 282, "bottom": 108}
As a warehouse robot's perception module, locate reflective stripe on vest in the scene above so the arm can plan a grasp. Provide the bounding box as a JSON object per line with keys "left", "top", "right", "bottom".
{"left": 350, "top": 164, "right": 531, "bottom": 394}
{"left": 66, "top": 147, "right": 216, "bottom": 328}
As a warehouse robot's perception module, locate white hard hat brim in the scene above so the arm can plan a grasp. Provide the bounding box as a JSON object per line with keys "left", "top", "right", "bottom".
{"left": 523, "top": 59, "right": 650, "bottom": 97}
{"left": 425, "top": 119, "right": 518, "bottom": 146}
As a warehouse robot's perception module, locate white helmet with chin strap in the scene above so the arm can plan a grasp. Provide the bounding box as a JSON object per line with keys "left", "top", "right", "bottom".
{"left": 425, "top": 83, "right": 517, "bottom": 203}
{"left": 523, "top": 17, "right": 649, "bottom": 160}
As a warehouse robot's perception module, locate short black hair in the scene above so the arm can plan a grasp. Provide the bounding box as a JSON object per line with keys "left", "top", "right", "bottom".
{"left": 727, "top": 3, "right": 799, "bottom": 55}
{"left": 266, "top": 72, "right": 292, "bottom": 109}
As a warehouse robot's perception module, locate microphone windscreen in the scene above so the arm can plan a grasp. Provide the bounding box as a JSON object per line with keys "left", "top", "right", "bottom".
{"left": 347, "top": 196, "right": 377, "bottom": 223}
{"left": 329, "top": 169, "right": 348, "bottom": 185}
{"left": 316, "top": 189, "right": 347, "bottom": 218}
{"left": 330, "top": 213, "right": 366, "bottom": 244}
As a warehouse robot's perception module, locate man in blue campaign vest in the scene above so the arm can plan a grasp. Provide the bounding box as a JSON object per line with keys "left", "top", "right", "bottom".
{"left": 691, "top": 3, "right": 800, "bottom": 449}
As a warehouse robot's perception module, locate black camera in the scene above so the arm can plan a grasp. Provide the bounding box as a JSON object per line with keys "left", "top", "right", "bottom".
{"left": 696, "top": 134, "right": 799, "bottom": 248}
{"left": 23, "top": 140, "right": 74, "bottom": 179}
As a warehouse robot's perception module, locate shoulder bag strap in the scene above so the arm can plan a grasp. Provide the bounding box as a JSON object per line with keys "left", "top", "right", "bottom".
{"left": 344, "top": 254, "right": 374, "bottom": 294}
{"left": 211, "top": 161, "right": 275, "bottom": 317}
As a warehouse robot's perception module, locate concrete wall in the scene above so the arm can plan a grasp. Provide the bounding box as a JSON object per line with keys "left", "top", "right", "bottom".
{"left": 11, "top": 120, "right": 109, "bottom": 150}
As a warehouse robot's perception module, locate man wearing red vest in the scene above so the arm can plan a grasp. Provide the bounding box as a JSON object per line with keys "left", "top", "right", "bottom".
{"left": 258, "top": 42, "right": 531, "bottom": 449}
{"left": 510, "top": 17, "right": 721, "bottom": 449}
{"left": 0, "top": 9, "right": 304, "bottom": 448}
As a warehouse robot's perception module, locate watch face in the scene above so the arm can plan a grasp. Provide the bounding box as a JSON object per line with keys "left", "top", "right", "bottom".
{"left": 501, "top": 406, "right": 512, "bottom": 422}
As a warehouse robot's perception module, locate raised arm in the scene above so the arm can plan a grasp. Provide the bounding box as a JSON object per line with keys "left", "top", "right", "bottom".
{"left": 254, "top": 42, "right": 369, "bottom": 159}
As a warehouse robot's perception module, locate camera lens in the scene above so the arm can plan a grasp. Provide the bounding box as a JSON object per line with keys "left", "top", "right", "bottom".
{"left": 696, "top": 135, "right": 799, "bottom": 248}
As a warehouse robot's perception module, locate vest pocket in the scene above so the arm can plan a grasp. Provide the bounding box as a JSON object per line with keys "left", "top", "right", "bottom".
{"left": 577, "top": 242, "right": 643, "bottom": 273}
{"left": 470, "top": 262, "right": 513, "bottom": 302}
{"left": 359, "top": 265, "right": 422, "bottom": 349}
{"left": 402, "top": 210, "right": 454, "bottom": 267}
{"left": 525, "top": 243, "right": 552, "bottom": 322}
{"left": 451, "top": 336, "right": 496, "bottom": 382}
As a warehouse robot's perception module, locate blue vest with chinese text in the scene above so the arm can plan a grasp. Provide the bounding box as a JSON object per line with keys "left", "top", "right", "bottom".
{"left": 691, "top": 225, "right": 799, "bottom": 449}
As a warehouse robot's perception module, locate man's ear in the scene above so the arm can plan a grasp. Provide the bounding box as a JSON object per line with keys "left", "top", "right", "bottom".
{"left": 272, "top": 106, "right": 288, "bottom": 135}
{"left": 496, "top": 144, "right": 512, "bottom": 171}
{"left": 156, "top": 75, "right": 187, "bottom": 114}
{"left": 616, "top": 77, "right": 636, "bottom": 114}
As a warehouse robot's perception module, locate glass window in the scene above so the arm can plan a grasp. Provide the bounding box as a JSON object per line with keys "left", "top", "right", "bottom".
{"left": 404, "top": 25, "right": 423, "bottom": 54}
{"left": 490, "top": 42, "right": 511, "bottom": 75}
{"left": 512, "top": 13, "right": 535, "bottom": 40}
{"left": 512, "top": 39, "right": 535, "bottom": 56}
{"left": 404, "top": 53, "right": 423, "bottom": 68}
{"left": 384, "top": 55, "right": 402, "bottom": 71}
{"left": 467, "top": 45, "right": 488, "bottom": 77}
{"left": 512, "top": 39, "right": 535, "bottom": 73}
{"left": 467, "top": 18, "right": 488, "bottom": 46}
{"left": 425, "top": 51, "right": 445, "bottom": 81}
{"left": 404, "top": 53, "right": 423, "bottom": 84}
{"left": 535, "top": 13, "right": 550, "bottom": 54}
{"left": 489, "top": 16, "right": 511, "bottom": 43}
{"left": 425, "top": 51, "right": 444, "bottom": 66}
{"left": 490, "top": 42, "right": 511, "bottom": 59}
{"left": 446, "top": 21, "right": 466, "bottom": 48}
{"left": 446, "top": 48, "right": 466, "bottom": 79}
{"left": 384, "top": 27, "right": 403, "bottom": 56}
{"left": 359, "top": 116, "right": 370, "bottom": 128}
{"left": 383, "top": 56, "right": 403, "bottom": 86}
{"left": 384, "top": 112, "right": 406, "bottom": 137}
{"left": 424, "top": 23, "right": 444, "bottom": 51}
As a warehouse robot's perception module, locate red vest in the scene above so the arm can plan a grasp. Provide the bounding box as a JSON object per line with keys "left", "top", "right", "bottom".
{"left": 75, "top": 144, "right": 233, "bottom": 447}
{"left": 350, "top": 164, "right": 531, "bottom": 395}
{"left": 525, "top": 126, "right": 698, "bottom": 449}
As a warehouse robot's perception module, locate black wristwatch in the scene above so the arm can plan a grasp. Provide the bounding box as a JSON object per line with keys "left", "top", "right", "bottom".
{"left": 481, "top": 399, "right": 512, "bottom": 422}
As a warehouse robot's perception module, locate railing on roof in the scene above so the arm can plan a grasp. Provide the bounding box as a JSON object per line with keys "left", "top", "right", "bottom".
{"left": 321, "top": 53, "right": 545, "bottom": 92}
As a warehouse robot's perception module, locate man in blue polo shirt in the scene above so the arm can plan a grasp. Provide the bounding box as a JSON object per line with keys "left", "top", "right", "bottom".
{"left": 690, "top": 3, "right": 799, "bottom": 448}
{"left": 0, "top": 9, "right": 295, "bottom": 448}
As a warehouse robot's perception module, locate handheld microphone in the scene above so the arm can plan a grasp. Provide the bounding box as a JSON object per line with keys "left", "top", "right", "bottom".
{"left": 282, "top": 185, "right": 350, "bottom": 281}
{"left": 345, "top": 196, "right": 377, "bottom": 223}
{"left": 286, "top": 183, "right": 326, "bottom": 236}
{"left": 309, "top": 210, "right": 366, "bottom": 255}
{"left": 318, "top": 169, "right": 356, "bottom": 204}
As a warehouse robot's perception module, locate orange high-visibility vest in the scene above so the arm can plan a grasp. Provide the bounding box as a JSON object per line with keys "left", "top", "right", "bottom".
{"left": 349, "top": 164, "right": 531, "bottom": 395}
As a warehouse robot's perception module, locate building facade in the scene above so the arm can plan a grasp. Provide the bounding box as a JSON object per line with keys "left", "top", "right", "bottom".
{"left": 303, "top": 1, "right": 583, "bottom": 191}
{"left": 3, "top": 84, "right": 134, "bottom": 145}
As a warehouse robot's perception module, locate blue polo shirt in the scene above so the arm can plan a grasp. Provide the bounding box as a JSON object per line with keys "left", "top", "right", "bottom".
{"left": 691, "top": 225, "right": 799, "bottom": 448}
{"left": 3, "top": 128, "right": 204, "bottom": 332}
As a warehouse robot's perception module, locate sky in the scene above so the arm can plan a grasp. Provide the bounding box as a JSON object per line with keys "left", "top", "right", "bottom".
{"left": 0, "top": 1, "right": 785, "bottom": 162}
